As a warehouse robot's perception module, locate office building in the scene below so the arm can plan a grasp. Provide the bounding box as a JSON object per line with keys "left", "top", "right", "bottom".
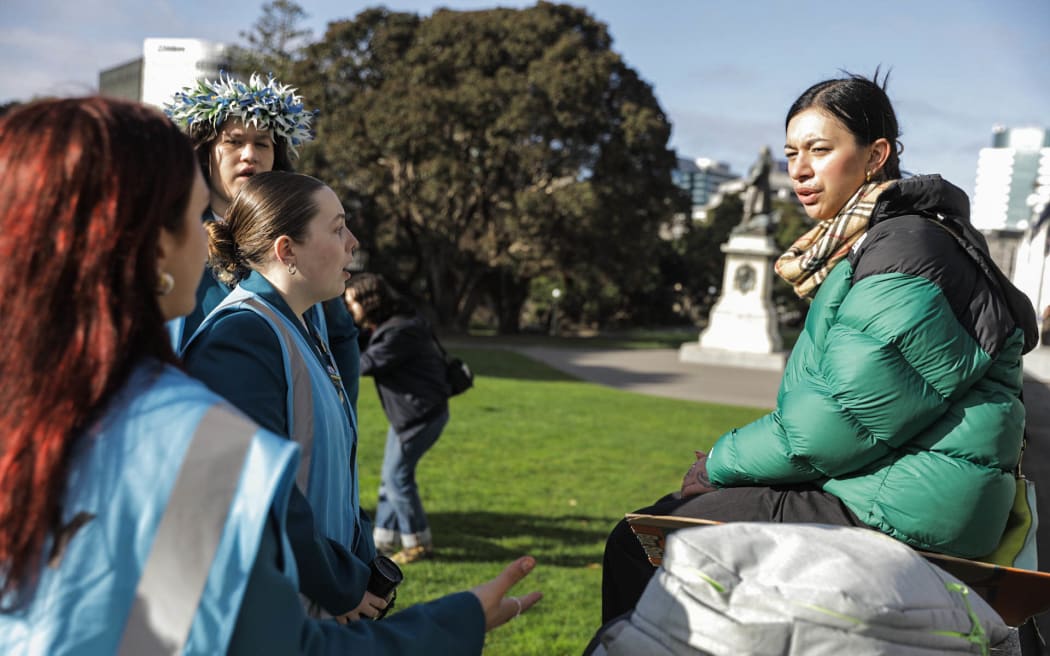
{"left": 674, "top": 157, "right": 739, "bottom": 220}
{"left": 972, "top": 126, "right": 1050, "bottom": 232}
{"left": 99, "top": 38, "right": 230, "bottom": 109}
{"left": 98, "top": 58, "right": 142, "bottom": 102}
{"left": 971, "top": 126, "right": 1050, "bottom": 276}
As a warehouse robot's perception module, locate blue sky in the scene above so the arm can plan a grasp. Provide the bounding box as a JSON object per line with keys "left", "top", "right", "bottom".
{"left": 2, "top": 0, "right": 1047, "bottom": 196}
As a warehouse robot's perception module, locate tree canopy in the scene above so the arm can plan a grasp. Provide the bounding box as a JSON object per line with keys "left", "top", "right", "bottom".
{"left": 292, "top": 3, "right": 684, "bottom": 332}
{"left": 231, "top": 0, "right": 313, "bottom": 81}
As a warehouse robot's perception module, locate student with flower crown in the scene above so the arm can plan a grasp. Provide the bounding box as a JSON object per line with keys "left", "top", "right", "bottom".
{"left": 166, "top": 73, "right": 374, "bottom": 620}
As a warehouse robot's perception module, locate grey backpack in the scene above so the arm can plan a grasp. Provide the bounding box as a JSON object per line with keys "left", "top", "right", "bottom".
{"left": 592, "top": 522, "right": 1014, "bottom": 655}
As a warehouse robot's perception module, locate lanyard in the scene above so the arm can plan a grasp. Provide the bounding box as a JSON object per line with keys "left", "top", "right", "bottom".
{"left": 305, "top": 322, "right": 347, "bottom": 407}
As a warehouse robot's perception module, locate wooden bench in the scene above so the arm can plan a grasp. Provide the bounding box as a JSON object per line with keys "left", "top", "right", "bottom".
{"left": 626, "top": 513, "right": 1050, "bottom": 627}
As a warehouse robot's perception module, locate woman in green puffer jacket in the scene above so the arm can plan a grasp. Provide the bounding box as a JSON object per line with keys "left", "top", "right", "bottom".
{"left": 600, "top": 71, "right": 1040, "bottom": 625}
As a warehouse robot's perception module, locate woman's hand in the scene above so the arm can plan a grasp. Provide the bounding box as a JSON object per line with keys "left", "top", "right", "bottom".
{"left": 681, "top": 451, "right": 717, "bottom": 499}
{"left": 335, "top": 590, "right": 389, "bottom": 622}
{"left": 470, "top": 556, "right": 542, "bottom": 631}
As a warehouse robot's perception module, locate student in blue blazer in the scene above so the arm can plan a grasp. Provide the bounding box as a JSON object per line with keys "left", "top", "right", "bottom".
{"left": 0, "top": 96, "right": 539, "bottom": 655}
{"left": 183, "top": 171, "right": 382, "bottom": 620}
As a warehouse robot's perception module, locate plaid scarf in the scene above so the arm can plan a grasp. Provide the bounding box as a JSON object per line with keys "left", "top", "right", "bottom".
{"left": 775, "top": 180, "right": 894, "bottom": 299}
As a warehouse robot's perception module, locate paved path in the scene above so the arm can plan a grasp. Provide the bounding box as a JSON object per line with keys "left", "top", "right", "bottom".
{"left": 486, "top": 340, "right": 1050, "bottom": 645}
{"left": 512, "top": 346, "right": 781, "bottom": 408}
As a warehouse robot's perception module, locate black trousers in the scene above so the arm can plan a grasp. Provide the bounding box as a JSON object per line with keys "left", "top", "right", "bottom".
{"left": 600, "top": 484, "right": 866, "bottom": 624}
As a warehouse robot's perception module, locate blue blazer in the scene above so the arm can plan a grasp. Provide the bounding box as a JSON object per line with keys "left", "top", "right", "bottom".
{"left": 184, "top": 272, "right": 372, "bottom": 616}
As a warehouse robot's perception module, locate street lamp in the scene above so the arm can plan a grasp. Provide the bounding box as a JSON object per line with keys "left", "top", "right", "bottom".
{"left": 550, "top": 288, "right": 562, "bottom": 336}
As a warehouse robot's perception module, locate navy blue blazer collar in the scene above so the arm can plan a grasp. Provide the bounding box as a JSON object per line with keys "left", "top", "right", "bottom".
{"left": 240, "top": 271, "right": 316, "bottom": 346}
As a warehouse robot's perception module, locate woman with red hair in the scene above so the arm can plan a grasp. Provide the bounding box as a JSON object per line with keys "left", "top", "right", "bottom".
{"left": 0, "top": 97, "right": 538, "bottom": 654}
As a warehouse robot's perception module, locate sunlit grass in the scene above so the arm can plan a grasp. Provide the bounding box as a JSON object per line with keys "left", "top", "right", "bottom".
{"left": 356, "top": 347, "right": 767, "bottom": 655}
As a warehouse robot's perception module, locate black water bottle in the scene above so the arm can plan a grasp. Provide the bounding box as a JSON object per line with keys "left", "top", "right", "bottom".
{"left": 367, "top": 556, "right": 404, "bottom": 620}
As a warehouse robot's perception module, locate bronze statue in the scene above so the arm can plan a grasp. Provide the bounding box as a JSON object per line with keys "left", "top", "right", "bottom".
{"left": 734, "top": 146, "right": 775, "bottom": 235}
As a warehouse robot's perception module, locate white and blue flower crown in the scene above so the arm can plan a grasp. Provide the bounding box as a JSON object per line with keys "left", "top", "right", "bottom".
{"left": 164, "top": 71, "right": 317, "bottom": 157}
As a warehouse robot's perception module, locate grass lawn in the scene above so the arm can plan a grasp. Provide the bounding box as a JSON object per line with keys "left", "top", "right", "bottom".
{"left": 356, "top": 347, "right": 767, "bottom": 655}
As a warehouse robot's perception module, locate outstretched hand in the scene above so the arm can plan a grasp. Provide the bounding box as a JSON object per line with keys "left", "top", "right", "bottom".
{"left": 681, "top": 450, "right": 717, "bottom": 498}
{"left": 470, "top": 556, "right": 542, "bottom": 631}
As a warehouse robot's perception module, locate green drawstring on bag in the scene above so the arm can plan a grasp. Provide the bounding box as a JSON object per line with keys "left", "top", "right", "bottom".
{"left": 931, "top": 582, "right": 990, "bottom": 656}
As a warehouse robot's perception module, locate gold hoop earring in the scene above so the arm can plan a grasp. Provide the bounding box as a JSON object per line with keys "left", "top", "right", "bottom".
{"left": 288, "top": 262, "right": 297, "bottom": 276}
{"left": 156, "top": 272, "right": 175, "bottom": 296}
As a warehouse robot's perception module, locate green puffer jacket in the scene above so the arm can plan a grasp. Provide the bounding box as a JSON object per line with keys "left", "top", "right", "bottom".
{"left": 706, "top": 175, "right": 1039, "bottom": 558}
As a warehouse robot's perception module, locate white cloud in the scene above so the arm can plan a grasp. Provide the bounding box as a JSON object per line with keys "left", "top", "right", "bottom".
{"left": 0, "top": 26, "right": 143, "bottom": 102}
{"left": 0, "top": 0, "right": 257, "bottom": 104}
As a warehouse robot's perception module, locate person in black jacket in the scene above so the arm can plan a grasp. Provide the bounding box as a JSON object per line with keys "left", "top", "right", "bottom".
{"left": 346, "top": 273, "right": 452, "bottom": 564}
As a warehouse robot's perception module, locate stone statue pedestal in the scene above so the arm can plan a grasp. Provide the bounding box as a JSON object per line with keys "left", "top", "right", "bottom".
{"left": 680, "top": 233, "right": 787, "bottom": 371}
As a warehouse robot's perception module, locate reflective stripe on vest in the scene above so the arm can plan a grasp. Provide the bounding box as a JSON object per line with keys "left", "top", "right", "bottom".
{"left": 117, "top": 404, "right": 255, "bottom": 655}
{"left": 238, "top": 297, "right": 353, "bottom": 620}
{"left": 239, "top": 297, "right": 316, "bottom": 493}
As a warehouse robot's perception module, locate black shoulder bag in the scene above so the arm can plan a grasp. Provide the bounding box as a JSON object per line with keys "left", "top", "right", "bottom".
{"left": 430, "top": 331, "right": 474, "bottom": 396}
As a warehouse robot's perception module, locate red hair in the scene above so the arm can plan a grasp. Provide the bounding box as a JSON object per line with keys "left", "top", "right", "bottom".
{"left": 0, "top": 97, "right": 197, "bottom": 600}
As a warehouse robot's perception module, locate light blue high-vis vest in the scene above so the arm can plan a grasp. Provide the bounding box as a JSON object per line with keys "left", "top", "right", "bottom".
{"left": 187, "top": 286, "right": 363, "bottom": 556}
{"left": 0, "top": 361, "right": 301, "bottom": 655}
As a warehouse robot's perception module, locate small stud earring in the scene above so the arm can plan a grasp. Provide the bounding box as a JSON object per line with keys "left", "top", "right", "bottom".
{"left": 156, "top": 272, "right": 175, "bottom": 296}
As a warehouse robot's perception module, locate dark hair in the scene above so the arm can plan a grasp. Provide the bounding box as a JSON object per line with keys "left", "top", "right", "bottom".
{"left": 209, "top": 171, "right": 327, "bottom": 286}
{"left": 785, "top": 69, "right": 902, "bottom": 180}
{"left": 189, "top": 119, "right": 294, "bottom": 190}
{"left": 0, "top": 97, "right": 196, "bottom": 600}
{"left": 345, "top": 273, "right": 411, "bottom": 327}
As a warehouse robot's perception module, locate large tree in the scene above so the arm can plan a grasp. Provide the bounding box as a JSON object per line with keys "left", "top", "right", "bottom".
{"left": 665, "top": 195, "right": 743, "bottom": 326}
{"left": 295, "top": 3, "right": 683, "bottom": 332}
{"left": 231, "top": 0, "right": 313, "bottom": 81}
